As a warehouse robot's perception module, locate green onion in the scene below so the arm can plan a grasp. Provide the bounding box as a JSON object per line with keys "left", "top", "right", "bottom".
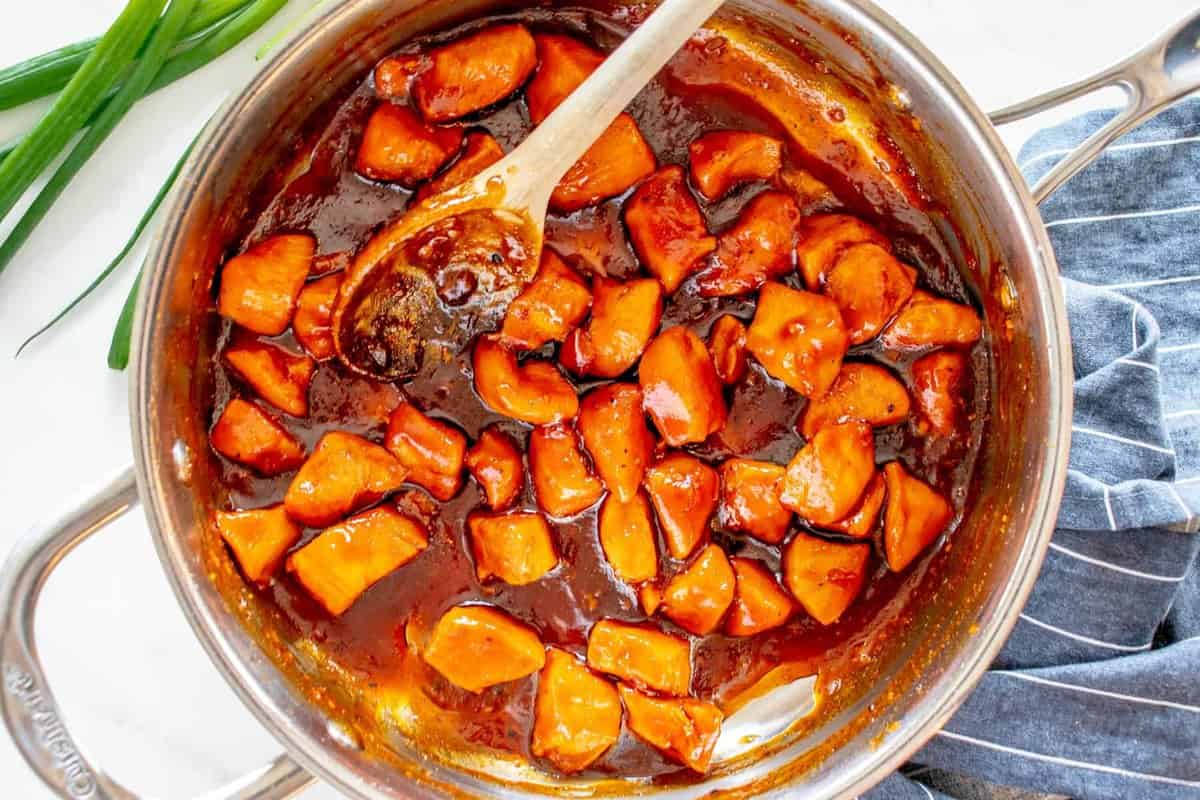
{"left": 0, "top": 0, "right": 164, "bottom": 228}
{"left": 108, "top": 270, "right": 143, "bottom": 370}
{"left": 15, "top": 120, "right": 204, "bottom": 357}
{"left": 0, "top": 0, "right": 254, "bottom": 111}
{"left": 0, "top": 0, "right": 198, "bottom": 277}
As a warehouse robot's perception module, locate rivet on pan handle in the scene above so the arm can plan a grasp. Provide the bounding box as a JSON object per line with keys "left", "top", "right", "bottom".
{"left": 990, "top": 10, "right": 1200, "bottom": 204}
{"left": 0, "top": 466, "right": 314, "bottom": 800}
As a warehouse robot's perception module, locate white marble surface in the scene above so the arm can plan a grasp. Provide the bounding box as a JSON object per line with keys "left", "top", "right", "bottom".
{"left": 0, "top": 1, "right": 1196, "bottom": 797}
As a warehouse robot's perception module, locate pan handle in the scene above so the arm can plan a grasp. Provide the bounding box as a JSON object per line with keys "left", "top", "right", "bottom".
{"left": 0, "top": 466, "right": 314, "bottom": 800}
{"left": 990, "top": 9, "right": 1200, "bottom": 204}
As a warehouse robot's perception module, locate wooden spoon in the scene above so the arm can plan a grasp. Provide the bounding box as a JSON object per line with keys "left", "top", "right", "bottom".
{"left": 332, "top": 0, "right": 728, "bottom": 380}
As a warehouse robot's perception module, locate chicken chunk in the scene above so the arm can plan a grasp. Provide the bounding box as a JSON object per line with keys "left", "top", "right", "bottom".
{"left": 223, "top": 336, "right": 315, "bottom": 418}
{"left": 882, "top": 462, "right": 953, "bottom": 572}
{"left": 708, "top": 314, "right": 748, "bottom": 385}
{"left": 526, "top": 34, "right": 605, "bottom": 124}
{"left": 726, "top": 557, "right": 795, "bottom": 636}
{"left": 287, "top": 506, "right": 428, "bottom": 615}
{"left": 532, "top": 648, "right": 622, "bottom": 773}
{"left": 824, "top": 243, "right": 917, "bottom": 344}
{"left": 373, "top": 53, "right": 427, "bottom": 101}
{"left": 718, "top": 458, "right": 791, "bottom": 544}
{"left": 697, "top": 191, "right": 801, "bottom": 297}
{"left": 293, "top": 271, "right": 344, "bottom": 361}
{"left": 499, "top": 249, "right": 592, "bottom": 351}
{"left": 688, "top": 130, "right": 784, "bottom": 202}
{"left": 643, "top": 453, "right": 720, "bottom": 560}
{"left": 798, "top": 362, "right": 911, "bottom": 439}
{"left": 423, "top": 605, "right": 546, "bottom": 693}
{"left": 639, "top": 326, "right": 728, "bottom": 446}
{"left": 529, "top": 423, "right": 604, "bottom": 517}
{"left": 217, "top": 233, "right": 314, "bottom": 335}
{"left": 781, "top": 421, "right": 876, "bottom": 526}
{"left": 880, "top": 290, "right": 983, "bottom": 349}
{"left": 624, "top": 165, "right": 716, "bottom": 293}
{"left": 597, "top": 492, "right": 659, "bottom": 584}
{"left": 782, "top": 531, "right": 870, "bottom": 625}
{"left": 473, "top": 336, "right": 579, "bottom": 425}
{"left": 386, "top": 402, "right": 467, "bottom": 501}
{"left": 578, "top": 383, "right": 655, "bottom": 503}
{"left": 551, "top": 113, "right": 657, "bottom": 212}
{"left": 618, "top": 686, "right": 723, "bottom": 774}
{"left": 745, "top": 281, "right": 849, "bottom": 398}
{"left": 415, "top": 130, "right": 505, "bottom": 202}
{"left": 658, "top": 544, "right": 736, "bottom": 635}
{"left": 560, "top": 276, "right": 663, "bottom": 378}
{"left": 468, "top": 511, "right": 559, "bottom": 585}
{"left": 210, "top": 399, "right": 305, "bottom": 476}
{"left": 586, "top": 619, "right": 691, "bottom": 696}
{"left": 284, "top": 431, "right": 408, "bottom": 527}
{"left": 216, "top": 505, "right": 302, "bottom": 585}
{"left": 355, "top": 102, "right": 463, "bottom": 185}
{"left": 413, "top": 24, "right": 538, "bottom": 122}
{"left": 911, "top": 350, "right": 968, "bottom": 436}
{"left": 820, "top": 471, "right": 884, "bottom": 539}
{"left": 795, "top": 214, "right": 891, "bottom": 290}
{"left": 464, "top": 426, "right": 524, "bottom": 510}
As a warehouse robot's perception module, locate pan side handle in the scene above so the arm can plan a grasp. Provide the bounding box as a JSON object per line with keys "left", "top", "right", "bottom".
{"left": 0, "top": 466, "right": 314, "bottom": 800}
{"left": 991, "top": 9, "right": 1200, "bottom": 204}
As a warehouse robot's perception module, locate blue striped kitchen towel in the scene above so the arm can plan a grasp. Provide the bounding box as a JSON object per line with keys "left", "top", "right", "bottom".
{"left": 870, "top": 101, "right": 1200, "bottom": 800}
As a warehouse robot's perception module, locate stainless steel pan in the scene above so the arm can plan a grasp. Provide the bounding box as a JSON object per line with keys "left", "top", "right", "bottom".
{"left": 4, "top": 1, "right": 1199, "bottom": 798}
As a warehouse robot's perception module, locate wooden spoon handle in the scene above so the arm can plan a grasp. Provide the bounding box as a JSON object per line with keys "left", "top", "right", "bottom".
{"left": 499, "top": 0, "right": 728, "bottom": 211}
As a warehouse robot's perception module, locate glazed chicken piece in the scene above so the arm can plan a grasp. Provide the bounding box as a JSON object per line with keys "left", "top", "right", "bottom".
{"left": 718, "top": 458, "right": 791, "bottom": 544}
{"left": 293, "top": 271, "right": 344, "bottom": 361}
{"left": 820, "top": 471, "right": 885, "bottom": 539}
{"left": 223, "top": 335, "right": 315, "bottom": 418}
{"left": 745, "top": 281, "right": 849, "bottom": 398}
{"left": 423, "top": 605, "right": 546, "bottom": 693}
{"left": 532, "top": 648, "right": 622, "bottom": 773}
{"left": 880, "top": 290, "right": 983, "bottom": 349}
{"left": 597, "top": 492, "right": 659, "bottom": 584}
{"left": 287, "top": 506, "right": 429, "bottom": 615}
{"left": 525, "top": 33, "right": 657, "bottom": 211}
{"left": 782, "top": 531, "right": 870, "bottom": 625}
{"left": 697, "top": 191, "right": 801, "bottom": 297}
{"left": 726, "top": 557, "right": 795, "bottom": 637}
{"left": 412, "top": 24, "right": 538, "bottom": 122}
{"left": 707, "top": 314, "right": 749, "bottom": 385}
{"left": 639, "top": 326, "right": 728, "bottom": 446}
{"left": 586, "top": 619, "right": 691, "bottom": 696}
{"left": 798, "top": 362, "right": 912, "bottom": 439}
{"left": 210, "top": 399, "right": 305, "bottom": 476}
{"left": 284, "top": 431, "right": 408, "bottom": 527}
{"left": 354, "top": 102, "right": 463, "bottom": 185}
{"left": 658, "top": 544, "right": 736, "bottom": 636}
{"left": 499, "top": 249, "right": 592, "bottom": 351}
{"left": 373, "top": 53, "right": 427, "bottom": 101}
{"left": 464, "top": 426, "right": 525, "bottom": 510}
{"left": 385, "top": 402, "right": 467, "bottom": 501}
{"left": 216, "top": 505, "right": 302, "bottom": 585}
{"left": 560, "top": 276, "right": 663, "bottom": 378}
{"left": 824, "top": 243, "right": 917, "bottom": 344}
{"left": 688, "top": 130, "right": 784, "bottom": 202}
{"left": 794, "top": 213, "right": 891, "bottom": 290}
{"left": 643, "top": 452, "right": 720, "bottom": 560}
{"left": 781, "top": 421, "right": 876, "bottom": 526}
{"left": 578, "top": 383, "right": 656, "bottom": 503}
{"left": 882, "top": 462, "right": 953, "bottom": 572}
{"left": 529, "top": 423, "right": 604, "bottom": 517}
{"left": 624, "top": 165, "right": 716, "bottom": 293}
{"left": 217, "top": 233, "right": 314, "bottom": 336}
{"left": 473, "top": 336, "right": 579, "bottom": 425}
{"left": 468, "top": 511, "right": 559, "bottom": 585}
{"left": 618, "top": 686, "right": 723, "bottom": 774}
{"left": 911, "top": 351, "right": 969, "bottom": 436}
{"left": 414, "top": 131, "right": 505, "bottom": 202}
